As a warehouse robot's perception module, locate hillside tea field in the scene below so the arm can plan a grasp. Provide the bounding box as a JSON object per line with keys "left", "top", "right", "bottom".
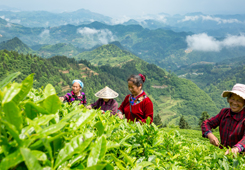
{"left": 0, "top": 73, "right": 244, "bottom": 170}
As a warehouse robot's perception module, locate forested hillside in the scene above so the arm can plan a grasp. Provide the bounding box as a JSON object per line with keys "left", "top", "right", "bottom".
{"left": 0, "top": 46, "right": 219, "bottom": 126}
{"left": 37, "top": 43, "right": 85, "bottom": 58}
{"left": 175, "top": 55, "right": 245, "bottom": 110}
{"left": 75, "top": 44, "right": 139, "bottom": 66}
{"left": 1, "top": 21, "right": 245, "bottom": 71}
{"left": 0, "top": 37, "right": 33, "bottom": 54}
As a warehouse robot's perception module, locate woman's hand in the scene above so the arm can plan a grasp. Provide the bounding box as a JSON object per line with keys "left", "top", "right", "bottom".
{"left": 59, "top": 97, "right": 64, "bottom": 102}
{"left": 86, "top": 105, "right": 92, "bottom": 109}
{"left": 225, "top": 147, "right": 239, "bottom": 155}
{"left": 117, "top": 112, "right": 123, "bottom": 119}
{"left": 207, "top": 133, "right": 219, "bottom": 146}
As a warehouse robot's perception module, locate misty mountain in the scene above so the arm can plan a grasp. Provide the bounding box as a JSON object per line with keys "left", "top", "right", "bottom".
{"left": 1, "top": 20, "right": 245, "bottom": 71}
{"left": 0, "top": 9, "right": 111, "bottom": 27}
{"left": 134, "top": 13, "right": 245, "bottom": 37}
{"left": 0, "top": 5, "right": 20, "bottom": 12}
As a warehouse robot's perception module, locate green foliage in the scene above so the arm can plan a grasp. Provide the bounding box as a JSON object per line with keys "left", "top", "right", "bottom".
{"left": 0, "top": 37, "right": 34, "bottom": 54}
{"left": 0, "top": 73, "right": 244, "bottom": 169}
{"left": 0, "top": 47, "right": 221, "bottom": 126}
{"left": 153, "top": 113, "right": 163, "bottom": 128}
{"left": 179, "top": 115, "right": 191, "bottom": 129}
{"left": 199, "top": 111, "right": 210, "bottom": 126}
{"left": 37, "top": 43, "right": 85, "bottom": 58}
{"left": 75, "top": 44, "right": 139, "bottom": 67}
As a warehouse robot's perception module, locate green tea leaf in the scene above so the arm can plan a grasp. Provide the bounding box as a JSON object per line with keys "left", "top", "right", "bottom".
{"left": 54, "top": 133, "right": 93, "bottom": 169}
{"left": 60, "top": 109, "right": 83, "bottom": 122}
{"left": 43, "top": 94, "right": 61, "bottom": 114}
{"left": 12, "top": 73, "right": 34, "bottom": 105}
{"left": 106, "top": 141, "right": 120, "bottom": 149}
{"left": 82, "top": 164, "right": 107, "bottom": 170}
{"left": 34, "top": 114, "right": 56, "bottom": 125}
{"left": 30, "top": 132, "right": 66, "bottom": 150}
{"left": 0, "top": 72, "right": 20, "bottom": 89}
{"left": 87, "top": 136, "right": 106, "bottom": 167}
{"left": 3, "top": 101, "right": 22, "bottom": 133}
{"left": 94, "top": 120, "right": 105, "bottom": 136}
{"left": 0, "top": 149, "right": 23, "bottom": 170}
{"left": 136, "top": 122, "right": 144, "bottom": 136}
{"left": 24, "top": 101, "right": 50, "bottom": 119}
{"left": 2, "top": 83, "right": 21, "bottom": 104}
{"left": 20, "top": 147, "right": 43, "bottom": 170}
{"left": 110, "top": 154, "right": 126, "bottom": 170}
{"left": 39, "top": 122, "right": 67, "bottom": 136}
{"left": 1, "top": 119, "right": 22, "bottom": 145}
{"left": 120, "top": 150, "right": 135, "bottom": 166}
{"left": 99, "top": 136, "right": 107, "bottom": 159}
{"left": 72, "top": 109, "right": 97, "bottom": 130}
{"left": 31, "top": 150, "right": 47, "bottom": 161}
{"left": 43, "top": 84, "right": 56, "bottom": 98}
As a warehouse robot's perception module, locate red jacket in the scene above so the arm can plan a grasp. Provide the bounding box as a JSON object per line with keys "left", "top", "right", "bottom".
{"left": 118, "top": 91, "right": 153, "bottom": 123}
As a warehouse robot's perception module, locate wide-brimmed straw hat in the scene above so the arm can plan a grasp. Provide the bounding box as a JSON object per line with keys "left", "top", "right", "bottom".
{"left": 221, "top": 83, "right": 245, "bottom": 100}
{"left": 95, "top": 86, "right": 119, "bottom": 99}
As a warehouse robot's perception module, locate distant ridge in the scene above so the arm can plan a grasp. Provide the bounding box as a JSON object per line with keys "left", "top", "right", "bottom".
{"left": 0, "top": 37, "right": 33, "bottom": 54}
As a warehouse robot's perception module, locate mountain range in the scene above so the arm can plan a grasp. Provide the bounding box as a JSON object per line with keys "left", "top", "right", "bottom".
{"left": 0, "top": 41, "right": 221, "bottom": 127}
{"left": 1, "top": 20, "right": 245, "bottom": 72}
{"left": 1, "top": 9, "right": 245, "bottom": 37}
{"left": 1, "top": 8, "right": 245, "bottom": 127}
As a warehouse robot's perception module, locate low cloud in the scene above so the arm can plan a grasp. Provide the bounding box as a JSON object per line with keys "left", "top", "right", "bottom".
{"left": 39, "top": 29, "right": 50, "bottom": 38}
{"left": 10, "top": 19, "right": 21, "bottom": 24}
{"left": 111, "top": 16, "right": 131, "bottom": 25}
{"left": 156, "top": 15, "right": 167, "bottom": 23}
{"left": 6, "top": 23, "right": 11, "bottom": 27}
{"left": 186, "top": 33, "right": 245, "bottom": 52}
{"left": 0, "top": 15, "right": 10, "bottom": 22}
{"left": 180, "top": 15, "right": 242, "bottom": 24}
{"left": 77, "top": 27, "right": 115, "bottom": 45}
{"left": 182, "top": 16, "right": 200, "bottom": 22}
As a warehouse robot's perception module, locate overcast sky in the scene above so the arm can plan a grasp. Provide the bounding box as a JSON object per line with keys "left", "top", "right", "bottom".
{"left": 1, "top": 0, "right": 245, "bottom": 17}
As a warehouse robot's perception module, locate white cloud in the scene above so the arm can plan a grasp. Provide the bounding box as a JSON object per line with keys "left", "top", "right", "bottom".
{"left": 186, "top": 33, "right": 221, "bottom": 52}
{"left": 10, "top": 19, "right": 21, "bottom": 24}
{"left": 77, "top": 27, "right": 116, "bottom": 45}
{"left": 222, "top": 34, "right": 245, "bottom": 47}
{"left": 0, "top": 15, "right": 10, "bottom": 22}
{"left": 111, "top": 16, "right": 131, "bottom": 25}
{"left": 6, "top": 23, "right": 11, "bottom": 27}
{"left": 181, "top": 15, "right": 200, "bottom": 22}
{"left": 39, "top": 29, "right": 50, "bottom": 37}
{"left": 186, "top": 33, "right": 245, "bottom": 52}
{"left": 156, "top": 15, "right": 167, "bottom": 23}
{"left": 180, "top": 15, "right": 242, "bottom": 24}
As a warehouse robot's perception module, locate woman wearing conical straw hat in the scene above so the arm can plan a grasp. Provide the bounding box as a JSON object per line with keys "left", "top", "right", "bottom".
{"left": 86, "top": 86, "right": 118, "bottom": 115}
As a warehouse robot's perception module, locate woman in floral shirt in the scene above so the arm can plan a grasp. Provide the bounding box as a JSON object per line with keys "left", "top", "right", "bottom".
{"left": 117, "top": 74, "right": 153, "bottom": 124}
{"left": 59, "top": 80, "right": 86, "bottom": 105}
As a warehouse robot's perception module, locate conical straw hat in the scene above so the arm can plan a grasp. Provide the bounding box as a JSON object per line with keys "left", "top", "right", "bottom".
{"left": 95, "top": 86, "right": 119, "bottom": 99}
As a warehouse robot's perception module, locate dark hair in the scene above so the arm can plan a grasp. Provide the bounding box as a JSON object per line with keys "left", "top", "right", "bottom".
{"left": 127, "top": 74, "right": 146, "bottom": 89}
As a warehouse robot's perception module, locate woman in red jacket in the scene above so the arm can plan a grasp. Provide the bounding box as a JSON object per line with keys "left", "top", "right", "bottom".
{"left": 117, "top": 74, "right": 153, "bottom": 123}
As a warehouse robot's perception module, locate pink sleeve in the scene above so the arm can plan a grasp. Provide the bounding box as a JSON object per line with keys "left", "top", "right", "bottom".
{"left": 111, "top": 101, "right": 118, "bottom": 115}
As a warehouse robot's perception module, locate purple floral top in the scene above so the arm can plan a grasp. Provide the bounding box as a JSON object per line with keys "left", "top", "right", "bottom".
{"left": 64, "top": 91, "right": 87, "bottom": 105}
